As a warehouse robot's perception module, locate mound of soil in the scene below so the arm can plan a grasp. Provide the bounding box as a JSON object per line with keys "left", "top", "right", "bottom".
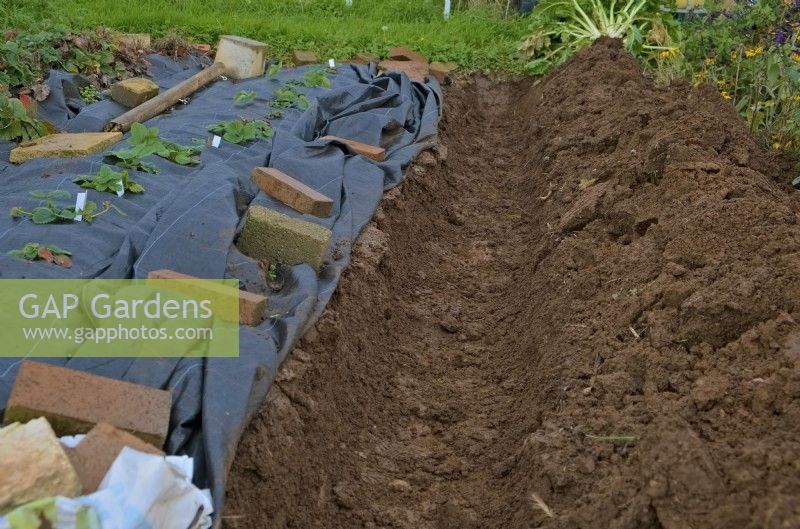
{"left": 225, "top": 38, "right": 800, "bottom": 529}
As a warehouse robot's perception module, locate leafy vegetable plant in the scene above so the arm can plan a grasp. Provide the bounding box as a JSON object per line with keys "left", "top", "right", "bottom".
{"left": 271, "top": 87, "right": 310, "bottom": 110}
{"left": 266, "top": 63, "right": 282, "bottom": 78}
{"left": 207, "top": 119, "right": 273, "bottom": 144}
{"left": 233, "top": 90, "right": 257, "bottom": 105}
{"left": 10, "top": 190, "right": 124, "bottom": 224}
{"left": 518, "top": 0, "right": 677, "bottom": 74}
{"left": 9, "top": 242, "right": 72, "bottom": 268}
{"left": 0, "top": 95, "right": 48, "bottom": 142}
{"left": 73, "top": 165, "right": 144, "bottom": 194}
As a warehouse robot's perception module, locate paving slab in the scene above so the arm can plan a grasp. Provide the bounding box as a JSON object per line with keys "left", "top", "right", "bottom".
{"left": 10, "top": 132, "right": 122, "bottom": 164}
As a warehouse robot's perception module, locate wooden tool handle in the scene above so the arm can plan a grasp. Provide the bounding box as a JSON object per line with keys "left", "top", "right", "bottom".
{"left": 105, "top": 61, "right": 227, "bottom": 132}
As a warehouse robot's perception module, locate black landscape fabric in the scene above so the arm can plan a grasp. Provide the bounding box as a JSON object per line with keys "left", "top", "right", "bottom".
{"left": 0, "top": 53, "right": 441, "bottom": 518}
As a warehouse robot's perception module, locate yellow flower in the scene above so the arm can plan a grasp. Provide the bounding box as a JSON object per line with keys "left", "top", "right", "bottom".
{"left": 705, "top": 57, "right": 715, "bottom": 65}
{"left": 720, "top": 91, "right": 732, "bottom": 100}
{"left": 773, "top": 142, "right": 782, "bottom": 150}
{"left": 731, "top": 51, "right": 738, "bottom": 59}
{"left": 794, "top": 95, "right": 800, "bottom": 103}
{"left": 744, "top": 46, "right": 764, "bottom": 58}
{"left": 793, "top": 54, "right": 800, "bottom": 64}
{"left": 659, "top": 50, "right": 671, "bottom": 59}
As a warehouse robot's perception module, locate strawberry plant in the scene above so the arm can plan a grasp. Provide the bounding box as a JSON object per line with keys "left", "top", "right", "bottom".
{"left": 233, "top": 90, "right": 257, "bottom": 105}
{"left": 10, "top": 190, "right": 124, "bottom": 224}
{"left": 208, "top": 118, "right": 273, "bottom": 144}
{"left": 0, "top": 95, "right": 48, "bottom": 142}
{"left": 73, "top": 165, "right": 144, "bottom": 194}
{"left": 106, "top": 122, "right": 201, "bottom": 173}
{"left": 271, "top": 87, "right": 310, "bottom": 110}
{"left": 287, "top": 69, "right": 332, "bottom": 89}
{"left": 9, "top": 242, "right": 72, "bottom": 268}
{"left": 80, "top": 85, "right": 102, "bottom": 103}
{"left": 266, "top": 62, "right": 283, "bottom": 78}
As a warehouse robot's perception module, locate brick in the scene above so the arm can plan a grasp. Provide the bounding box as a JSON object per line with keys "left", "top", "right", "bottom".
{"left": 110, "top": 77, "right": 160, "bottom": 108}
{"left": 429, "top": 61, "right": 458, "bottom": 83}
{"left": 387, "top": 46, "right": 428, "bottom": 64}
{"left": 0, "top": 418, "right": 82, "bottom": 514}
{"left": 10, "top": 132, "right": 122, "bottom": 164}
{"left": 215, "top": 35, "right": 268, "bottom": 80}
{"left": 118, "top": 33, "right": 151, "bottom": 50}
{"left": 66, "top": 423, "right": 163, "bottom": 493}
{"left": 147, "top": 269, "right": 266, "bottom": 326}
{"left": 321, "top": 135, "right": 386, "bottom": 162}
{"left": 353, "top": 52, "right": 379, "bottom": 65}
{"left": 292, "top": 50, "right": 318, "bottom": 66}
{"left": 251, "top": 167, "right": 334, "bottom": 218}
{"left": 4, "top": 361, "right": 172, "bottom": 448}
{"left": 378, "top": 60, "right": 428, "bottom": 83}
{"left": 237, "top": 206, "right": 332, "bottom": 271}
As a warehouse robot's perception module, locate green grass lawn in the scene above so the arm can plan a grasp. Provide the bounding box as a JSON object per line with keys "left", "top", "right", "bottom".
{"left": 6, "top": 0, "right": 530, "bottom": 71}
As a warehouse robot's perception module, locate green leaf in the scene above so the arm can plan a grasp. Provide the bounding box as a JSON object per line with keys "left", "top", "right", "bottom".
{"left": 31, "top": 207, "right": 57, "bottom": 224}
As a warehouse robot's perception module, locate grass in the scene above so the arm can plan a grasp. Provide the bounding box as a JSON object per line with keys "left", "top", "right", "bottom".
{"left": 4, "top": 0, "right": 530, "bottom": 72}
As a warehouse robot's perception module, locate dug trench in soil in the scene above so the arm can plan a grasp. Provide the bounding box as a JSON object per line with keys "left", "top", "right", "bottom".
{"left": 225, "top": 38, "right": 800, "bottom": 529}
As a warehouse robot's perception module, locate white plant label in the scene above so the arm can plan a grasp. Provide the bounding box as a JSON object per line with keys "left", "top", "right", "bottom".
{"left": 116, "top": 182, "right": 125, "bottom": 198}
{"left": 328, "top": 58, "right": 336, "bottom": 68}
{"left": 345, "top": 0, "right": 352, "bottom": 5}
{"left": 444, "top": 0, "right": 451, "bottom": 20}
{"left": 74, "top": 192, "right": 87, "bottom": 222}
{"left": 211, "top": 135, "right": 222, "bottom": 148}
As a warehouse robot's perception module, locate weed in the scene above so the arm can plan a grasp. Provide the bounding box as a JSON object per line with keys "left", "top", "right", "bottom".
{"left": 9, "top": 242, "right": 72, "bottom": 268}
{"left": 73, "top": 165, "right": 144, "bottom": 194}
{"left": 266, "top": 63, "right": 283, "bottom": 78}
{"left": 80, "top": 84, "right": 101, "bottom": 103}
{"left": 288, "top": 69, "right": 332, "bottom": 89}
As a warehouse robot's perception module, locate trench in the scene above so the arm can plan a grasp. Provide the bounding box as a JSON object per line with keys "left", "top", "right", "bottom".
{"left": 223, "top": 76, "right": 544, "bottom": 529}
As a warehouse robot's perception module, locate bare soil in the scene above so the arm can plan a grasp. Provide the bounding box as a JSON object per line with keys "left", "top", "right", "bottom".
{"left": 224, "top": 39, "right": 800, "bottom": 529}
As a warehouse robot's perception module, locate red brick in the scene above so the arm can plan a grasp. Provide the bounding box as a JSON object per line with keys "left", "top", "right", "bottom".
{"left": 3, "top": 362, "right": 172, "bottom": 448}
{"left": 352, "top": 52, "right": 379, "bottom": 65}
{"left": 66, "top": 422, "right": 164, "bottom": 493}
{"left": 321, "top": 135, "right": 386, "bottom": 162}
{"left": 251, "top": 167, "right": 333, "bottom": 218}
{"left": 387, "top": 46, "right": 428, "bottom": 64}
{"left": 147, "top": 269, "right": 266, "bottom": 326}
{"left": 378, "top": 60, "right": 428, "bottom": 83}
{"left": 292, "top": 50, "right": 318, "bottom": 66}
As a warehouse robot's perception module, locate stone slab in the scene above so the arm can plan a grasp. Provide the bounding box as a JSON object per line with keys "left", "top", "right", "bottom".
{"left": 10, "top": 132, "right": 122, "bottom": 164}
{"left": 215, "top": 35, "right": 268, "bottom": 80}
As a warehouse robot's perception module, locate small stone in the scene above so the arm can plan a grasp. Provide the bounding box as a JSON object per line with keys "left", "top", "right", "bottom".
{"left": 111, "top": 77, "right": 159, "bottom": 108}
{"left": 417, "top": 150, "right": 437, "bottom": 167}
{"left": 0, "top": 418, "right": 82, "bottom": 514}
{"left": 388, "top": 479, "right": 412, "bottom": 492}
{"left": 440, "top": 315, "right": 460, "bottom": 333}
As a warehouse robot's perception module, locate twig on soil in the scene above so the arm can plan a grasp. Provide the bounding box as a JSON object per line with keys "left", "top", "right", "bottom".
{"left": 530, "top": 492, "right": 555, "bottom": 518}
{"left": 628, "top": 326, "right": 641, "bottom": 340}
{"left": 585, "top": 434, "right": 639, "bottom": 443}
{"left": 538, "top": 183, "right": 554, "bottom": 200}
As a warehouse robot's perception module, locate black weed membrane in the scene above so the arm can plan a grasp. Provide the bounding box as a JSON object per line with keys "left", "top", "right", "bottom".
{"left": 0, "top": 53, "right": 441, "bottom": 519}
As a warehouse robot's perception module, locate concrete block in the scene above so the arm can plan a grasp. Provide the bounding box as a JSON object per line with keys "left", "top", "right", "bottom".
{"left": 237, "top": 206, "right": 332, "bottom": 271}
{"left": 429, "top": 61, "right": 458, "bottom": 83}
{"left": 147, "top": 269, "right": 266, "bottom": 326}
{"left": 353, "top": 52, "right": 379, "bottom": 65}
{"left": 292, "top": 50, "right": 318, "bottom": 66}
{"left": 387, "top": 46, "right": 428, "bottom": 64}
{"left": 251, "top": 167, "right": 334, "bottom": 218}
{"left": 111, "top": 77, "right": 160, "bottom": 108}
{"left": 66, "top": 422, "right": 163, "bottom": 493}
{"left": 0, "top": 417, "right": 82, "bottom": 514}
{"left": 321, "top": 135, "right": 385, "bottom": 161}
{"left": 215, "top": 35, "right": 268, "bottom": 80}
{"left": 118, "top": 33, "right": 151, "bottom": 50}
{"left": 10, "top": 132, "right": 122, "bottom": 164}
{"left": 4, "top": 361, "right": 172, "bottom": 448}
{"left": 378, "top": 60, "right": 428, "bottom": 83}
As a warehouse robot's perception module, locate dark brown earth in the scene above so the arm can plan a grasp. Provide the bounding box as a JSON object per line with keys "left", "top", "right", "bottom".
{"left": 224, "top": 39, "right": 800, "bottom": 529}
